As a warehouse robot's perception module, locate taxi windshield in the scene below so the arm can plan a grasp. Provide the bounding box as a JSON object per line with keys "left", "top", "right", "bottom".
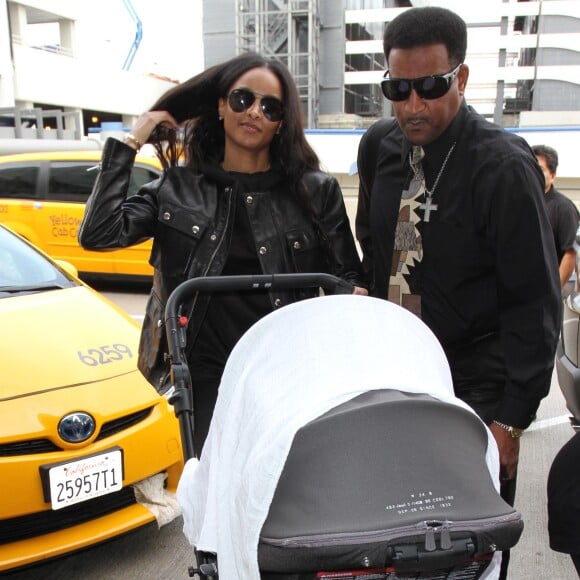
{"left": 0, "top": 226, "right": 76, "bottom": 295}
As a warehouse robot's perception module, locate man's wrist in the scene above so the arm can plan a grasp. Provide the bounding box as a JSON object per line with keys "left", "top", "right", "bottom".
{"left": 493, "top": 420, "right": 525, "bottom": 438}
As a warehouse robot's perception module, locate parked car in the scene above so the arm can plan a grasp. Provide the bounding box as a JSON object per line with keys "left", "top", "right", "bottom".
{"left": 556, "top": 225, "right": 580, "bottom": 431}
{"left": 0, "top": 149, "right": 161, "bottom": 280}
{"left": 0, "top": 224, "right": 183, "bottom": 572}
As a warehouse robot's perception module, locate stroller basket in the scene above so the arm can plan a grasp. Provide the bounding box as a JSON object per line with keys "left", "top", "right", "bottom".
{"left": 258, "top": 390, "right": 522, "bottom": 578}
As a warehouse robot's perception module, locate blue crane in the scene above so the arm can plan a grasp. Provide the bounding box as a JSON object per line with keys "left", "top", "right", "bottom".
{"left": 121, "top": 0, "right": 143, "bottom": 71}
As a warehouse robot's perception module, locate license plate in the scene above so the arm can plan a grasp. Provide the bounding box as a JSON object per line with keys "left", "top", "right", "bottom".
{"left": 42, "top": 448, "right": 124, "bottom": 510}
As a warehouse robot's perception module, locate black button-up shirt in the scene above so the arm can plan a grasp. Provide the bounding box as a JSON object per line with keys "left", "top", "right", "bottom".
{"left": 356, "top": 102, "right": 561, "bottom": 428}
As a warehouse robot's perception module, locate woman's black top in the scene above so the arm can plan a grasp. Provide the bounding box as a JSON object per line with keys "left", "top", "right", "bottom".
{"left": 189, "top": 165, "right": 285, "bottom": 382}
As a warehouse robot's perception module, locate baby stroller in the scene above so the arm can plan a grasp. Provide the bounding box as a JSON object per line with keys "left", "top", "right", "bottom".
{"left": 165, "top": 274, "right": 523, "bottom": 580}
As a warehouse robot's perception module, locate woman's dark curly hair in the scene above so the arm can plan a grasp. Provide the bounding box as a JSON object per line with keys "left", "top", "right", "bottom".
{"left": 148, "top": 52, "right": 320, "bottom": 193}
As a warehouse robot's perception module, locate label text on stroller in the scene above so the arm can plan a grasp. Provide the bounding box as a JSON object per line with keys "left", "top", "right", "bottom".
{"left": 385, "top": 491, "right": 455, "bottom": 515}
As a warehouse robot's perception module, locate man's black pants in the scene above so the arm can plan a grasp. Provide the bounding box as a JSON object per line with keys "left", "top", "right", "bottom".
{"left": 448, "top": 332, "right": 516, "bottom": 580}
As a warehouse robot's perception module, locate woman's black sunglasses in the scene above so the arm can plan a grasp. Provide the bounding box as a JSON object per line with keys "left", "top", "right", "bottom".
{"left": 227, "top": 88, "right": 284, "bottom": 122}
{"left": 380, "top": 64, "right": 463, "bottom": 102}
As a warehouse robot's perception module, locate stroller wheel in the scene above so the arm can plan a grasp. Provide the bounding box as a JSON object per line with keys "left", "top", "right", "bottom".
{"left": 189, "top": 550, "right": 218, "bottom": 578}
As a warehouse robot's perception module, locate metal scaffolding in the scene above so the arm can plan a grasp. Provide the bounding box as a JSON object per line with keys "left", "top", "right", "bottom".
{"left": 236, "top": 0, "right": 320, "bottom": 127}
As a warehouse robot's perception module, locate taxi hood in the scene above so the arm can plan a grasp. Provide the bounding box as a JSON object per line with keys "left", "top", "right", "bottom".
{"left": 0, "top": 286, "right": 147, "bottom": 399}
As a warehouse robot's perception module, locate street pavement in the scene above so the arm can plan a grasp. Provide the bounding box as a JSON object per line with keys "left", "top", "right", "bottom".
{"left": 510, "top": 370, "right": 577, "bottom": 579}
{"left": 4, "top": 283, "right": 577, "bottom": 579}
{"left": 100, "top": 284, "right": 580, "bottom": 578}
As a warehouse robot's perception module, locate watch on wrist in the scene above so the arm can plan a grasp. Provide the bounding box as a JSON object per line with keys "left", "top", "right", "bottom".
{"left": 493, "top": 420, "right": 524, "bottom": 438}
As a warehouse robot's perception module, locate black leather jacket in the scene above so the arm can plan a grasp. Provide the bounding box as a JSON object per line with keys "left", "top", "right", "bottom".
{"left": 79, "top": 138, "right": 365, "bottom": 390}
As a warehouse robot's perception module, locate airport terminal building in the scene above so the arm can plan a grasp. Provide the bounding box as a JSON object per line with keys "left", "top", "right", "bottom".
{"left": 1, "top": 0, "right": 580, "bottom": 199}
{"left": 1, "top": 1, "right": 580, "bottom": 132}
{"left": 202, "top": 0, "right": 580, "bottom": 129}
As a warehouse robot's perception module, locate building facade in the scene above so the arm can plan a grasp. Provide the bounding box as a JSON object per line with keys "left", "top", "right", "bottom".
{"left": 0, "top": 0, "right": 197, "bottom": 139}
{"left": 203, "top": 0, "right": 580, "bottom": 129}
{"left": 2, "top": 1, "right": 578, "bottom": 137}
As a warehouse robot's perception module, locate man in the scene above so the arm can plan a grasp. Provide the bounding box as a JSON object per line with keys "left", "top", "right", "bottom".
{"left": 356, "top": 7, "right": 561, "bottom": 579}
{"left": 532, "top": 144, "right": 579, "bottom": 296}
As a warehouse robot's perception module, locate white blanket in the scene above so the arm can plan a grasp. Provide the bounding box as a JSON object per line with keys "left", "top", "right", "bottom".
{"left": 177, "top": 295, "right": 501, "bottom": 579}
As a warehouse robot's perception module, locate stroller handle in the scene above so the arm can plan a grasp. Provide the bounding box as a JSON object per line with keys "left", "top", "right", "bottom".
{"left": 164, "top": 273, "right": 353, "bottom": 323}
{"left": 164, "top": 273, "right": 353, "bottom": 460}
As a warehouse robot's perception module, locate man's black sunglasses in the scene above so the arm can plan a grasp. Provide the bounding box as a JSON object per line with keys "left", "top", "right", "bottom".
{"left": 380, "top": 64, "right": 463, "bottom": 102}
{"left": 227, "top": 88, "right": 284, "bottom": 122}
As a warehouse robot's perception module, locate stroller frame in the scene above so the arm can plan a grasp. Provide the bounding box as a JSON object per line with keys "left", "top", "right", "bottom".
{"left": 164, "top": 273, "right": 354, "bottom": 579}
{"left": 164, "top": 274, "right": 522, "bottom": 580}
{"left": 164, "top": 273, "right": 354, "bottom": 463}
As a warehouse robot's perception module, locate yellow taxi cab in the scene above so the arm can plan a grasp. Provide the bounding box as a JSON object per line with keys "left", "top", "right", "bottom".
{"left": 0, "top": 149, "right": 161, "bottom": 279}
{"left": 0, "top": 224, "right": 183, "bottom": 572}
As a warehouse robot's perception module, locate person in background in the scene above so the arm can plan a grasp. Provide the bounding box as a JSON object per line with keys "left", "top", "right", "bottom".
{"left": 355, "top": 7, "right": 561, "bottom": 579}
{"left": 532, "top": 144, "right": 579, "bottom": 298}
{"left": 79, "top": 52, "right": 366, "bottom": 455}
{"left": 547, "top": 431, "right": 580, "bottom": 577}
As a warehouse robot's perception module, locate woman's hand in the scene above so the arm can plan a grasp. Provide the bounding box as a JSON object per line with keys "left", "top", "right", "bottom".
{"left": 127, "top": 110, "right": 180, "bottom": 149}
{"left": 352, "top": 286, "right": 368, "bottom": 296}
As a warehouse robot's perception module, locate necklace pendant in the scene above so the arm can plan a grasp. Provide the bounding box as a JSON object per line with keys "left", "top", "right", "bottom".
{"left": 411, "top": 141, "right": 456, "bottom": 223}
{"left": 420, "top": 194, "right": 438, "bottom": 222}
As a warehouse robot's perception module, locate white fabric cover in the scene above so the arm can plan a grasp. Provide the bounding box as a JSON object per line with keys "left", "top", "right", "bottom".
{"left": 133, "top": 472, "right": 182, "bottom": 527}
{"left": 177, "top": 295, "right": 501, "bottom": 579}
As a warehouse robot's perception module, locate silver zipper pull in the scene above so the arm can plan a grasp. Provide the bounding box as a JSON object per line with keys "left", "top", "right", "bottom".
{"left": 425, "top": 525, "right": 436, "bottom": 552}
{"left": 440, "top": 522, "right": 452, "bottom": 550}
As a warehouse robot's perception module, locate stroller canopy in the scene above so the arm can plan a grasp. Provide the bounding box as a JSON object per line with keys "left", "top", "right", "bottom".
{"left": 177, "top": 295, "right": 500, "bottom": 580}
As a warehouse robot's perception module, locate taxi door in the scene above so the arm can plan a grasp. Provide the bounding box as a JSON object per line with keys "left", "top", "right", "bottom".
{"left": 0, "top": 154, "right": 157, "bottom": 278}
{"left": 0, "top": 162, "right": 43, "bottom": 246}
{"left": 40, "top": 160, "right": 114, "bottom": 274}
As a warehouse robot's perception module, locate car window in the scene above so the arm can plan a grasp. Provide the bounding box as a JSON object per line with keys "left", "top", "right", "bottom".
{"left": 128, "top": 166, "right": 159, "bottom": 197}
{"left": 0, "top": 227, "right": 76, "bottom": 291}
{"left": 0, "top": 165, "right": 39, "bottom": 199}
{"left": 46, "top": 162, "right": 158, "bottom": 201}
{"left": 48, "top": 163, "right": 97, "bottom": 202}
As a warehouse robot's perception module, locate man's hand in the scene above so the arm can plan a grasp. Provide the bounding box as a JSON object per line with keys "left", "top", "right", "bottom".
{"left": 489, "top": 421, "right": 520, "bottom": 481}
{"left": 353, "top": 286, "right": 368, "bottom": 296}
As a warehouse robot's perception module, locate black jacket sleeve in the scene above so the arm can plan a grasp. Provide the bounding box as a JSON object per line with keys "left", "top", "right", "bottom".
{"left": 355, "top": 118, "right": 405, "bottom": 293}
{"left": 78, "top": 138, "right": 162, "bottom": 250}
{"left": 303, "top": 171, "right": 366, "bottom": 289}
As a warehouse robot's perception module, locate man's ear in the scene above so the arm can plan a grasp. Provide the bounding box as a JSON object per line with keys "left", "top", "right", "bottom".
{"left": 457, "top": 64, "right": 469, "bottom": 97}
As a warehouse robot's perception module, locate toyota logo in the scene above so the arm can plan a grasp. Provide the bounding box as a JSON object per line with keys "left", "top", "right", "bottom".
{"left": 58, "top": 412, "right": 96, "bottom": 443}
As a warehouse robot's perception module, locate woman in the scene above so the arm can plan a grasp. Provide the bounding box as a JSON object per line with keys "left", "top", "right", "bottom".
{"left": 79, "top": 52, "right": 366, "bottom": 454}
